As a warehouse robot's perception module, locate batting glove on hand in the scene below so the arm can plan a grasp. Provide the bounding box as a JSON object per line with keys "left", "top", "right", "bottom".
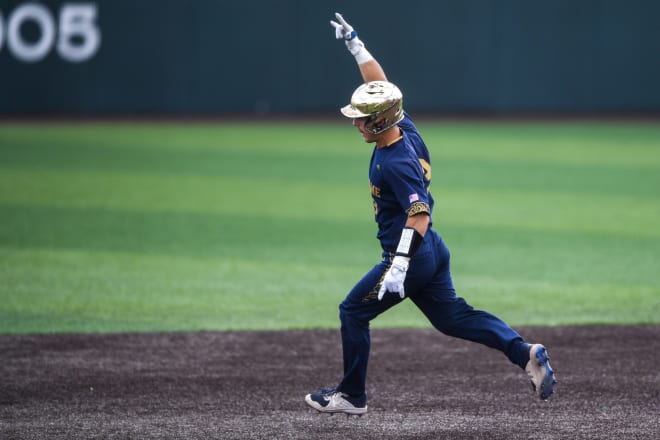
{"left": 378, "top": 256, "right": 410, "bottom": 300}
{"left": 330, "top": 12, "right": 365, "bottom": 56}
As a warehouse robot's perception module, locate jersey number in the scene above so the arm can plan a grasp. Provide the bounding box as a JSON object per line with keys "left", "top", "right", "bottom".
{"left": 419, "top": 158, "right": 431, "bottom": 182}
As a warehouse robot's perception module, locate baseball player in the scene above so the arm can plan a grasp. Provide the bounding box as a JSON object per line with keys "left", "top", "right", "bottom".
{"left": 304, "top": 13, "right": 557, "bottom": 415}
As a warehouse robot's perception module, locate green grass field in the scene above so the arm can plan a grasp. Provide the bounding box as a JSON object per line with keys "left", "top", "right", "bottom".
{"left": 1, "top": 120, "right": 659, "bottom": 334}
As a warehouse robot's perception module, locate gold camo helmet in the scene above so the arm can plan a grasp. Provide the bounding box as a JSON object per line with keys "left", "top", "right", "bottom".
{"left": 341, "top": 81, "right": 404, "bottom": 134}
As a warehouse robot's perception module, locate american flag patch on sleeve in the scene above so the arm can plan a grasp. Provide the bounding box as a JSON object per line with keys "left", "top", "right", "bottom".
{"left": 409, "top": 193, "right": 419, "bottom": 203}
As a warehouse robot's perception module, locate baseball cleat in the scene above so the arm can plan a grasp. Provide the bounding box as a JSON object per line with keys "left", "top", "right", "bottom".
{"left": 525, "top": 344, "right": 557, "bottom": 400}
{"left": 305, "top": 388, "right": 367, "bottom": 415}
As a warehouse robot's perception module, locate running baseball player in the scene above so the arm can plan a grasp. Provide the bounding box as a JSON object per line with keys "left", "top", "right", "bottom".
{"left": 304, "top": 13, "right": 557, "bottom": 415}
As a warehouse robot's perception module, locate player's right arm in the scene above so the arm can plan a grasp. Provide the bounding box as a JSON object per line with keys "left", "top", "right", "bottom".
{"left": 330, "top": 13, "right": 387, "bottom": 83}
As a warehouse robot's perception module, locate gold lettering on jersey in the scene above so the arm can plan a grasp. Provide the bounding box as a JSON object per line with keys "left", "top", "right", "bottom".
{"left": 370, "top": 181, "right": 381, "bottom": 198}
{"left": 419, "top": 158, "right": 432, "bottom": 182}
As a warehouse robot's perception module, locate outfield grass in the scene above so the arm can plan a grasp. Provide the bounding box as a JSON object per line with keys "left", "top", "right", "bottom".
{"left": 1, "top": 120, "right": 658, "bottom": 333}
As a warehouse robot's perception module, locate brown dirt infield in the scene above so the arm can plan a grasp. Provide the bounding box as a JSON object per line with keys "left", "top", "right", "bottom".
{"left": 1, "top": 325, "right": 658, "bottom": 439}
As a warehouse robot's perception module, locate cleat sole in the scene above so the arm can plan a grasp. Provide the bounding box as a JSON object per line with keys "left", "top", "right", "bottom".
{"left": 534, "top": 346, "right": 556, "bottom": 400}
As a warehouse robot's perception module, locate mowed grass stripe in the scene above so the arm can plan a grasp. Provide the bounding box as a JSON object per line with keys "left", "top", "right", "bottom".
{"left": 1, "top": 142, "right": 367, "bottom": 184}
{"left": 0, "top": 169, "right": 371, "bottom": 221}
{"left": 3, "top": 146, "right": 658, "bottom": 200}
{"left": 445, "top": 277, "right": 659, "bottom": 326}
{"left": 435, "top": 157, "right": 660, "bottom": 198}
{"left": 0, "top": 248, "right": 359, "bottom": 333}
{"left": 1, "top": 203, "right": 658, "bottom": 287}
{"left": 437, "top": 188, "right": 660, "bottom": 238}
{"left": 1, "top": 246, "right": 656, "bottom": 334}
{"left": 0, "top": 123, "right": 360, "bottom": 154}
{"left": 3, "top": 123, "right": 659, "bottom": 196}
{"left": 442, "top": 224, "right": 660, "bottom": 287}
{"left": 2, "top": 122, "right": 659, "bottom": 165}
{"left": 421, "top": 122, "right": 660, "bottom": 168}
{"left": 1, "top": 168, "right": 657, "bottom": 238}
{"left": 0, "top": 204, "right": 374, "bottom": 265}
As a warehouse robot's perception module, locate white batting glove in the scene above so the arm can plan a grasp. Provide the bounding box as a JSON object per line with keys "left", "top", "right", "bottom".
{"left": 330, "top": 12, "right": 366, "bottom": 57}
{"left": 378, "top": 256, "right": 410, "bottom": 300}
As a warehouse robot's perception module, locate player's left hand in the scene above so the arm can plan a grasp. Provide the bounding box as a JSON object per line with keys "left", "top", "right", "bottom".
{"left": 330, "top": 12, "right": 356, "bottom": 41}
{"left": 330, "top": 12, "right": 365, "bottom": 56}
{"left": 378, "top": 256, "right": 410, "bottom": 300}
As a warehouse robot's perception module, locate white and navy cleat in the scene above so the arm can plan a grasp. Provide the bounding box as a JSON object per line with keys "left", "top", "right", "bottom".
{"left": 305, "top": 388, "right": 367, "bottom": 415}
{"left": 525, "top": 343, "right": 557, "bottom": 400}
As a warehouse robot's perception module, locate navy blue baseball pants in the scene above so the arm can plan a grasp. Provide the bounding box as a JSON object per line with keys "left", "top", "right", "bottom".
{"left": 336, "top": 228, "right": 531, "bottom": 397}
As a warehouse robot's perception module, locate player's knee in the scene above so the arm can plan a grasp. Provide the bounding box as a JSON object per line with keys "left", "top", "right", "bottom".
{"left": 428, "top": 298, "right": 474, "bottom": 334}
{"left": 339, "top": 301, "right": 351, "bottom": 322}
{"left": 339, "top": 301, "right": 365, "bottom": 327}
{"left": 432, "top": 319, "right": 460, "bottom": 335}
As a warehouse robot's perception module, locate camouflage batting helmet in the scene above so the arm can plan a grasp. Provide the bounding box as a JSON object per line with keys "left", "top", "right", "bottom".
{"left": 341, "top": 81, "right": 404, "bottom": 134}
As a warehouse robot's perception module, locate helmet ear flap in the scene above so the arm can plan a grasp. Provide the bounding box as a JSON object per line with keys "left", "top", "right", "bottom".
{"left": 364, "top": 99, "right": 404, "bottom": 134}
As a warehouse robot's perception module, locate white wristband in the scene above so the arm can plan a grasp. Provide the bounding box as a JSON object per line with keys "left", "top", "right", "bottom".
{"left": 345, "top": 36, "right": 374, "bottom": 65}
{"left": 354, "top": 47, "right": 374, "bottom": 65}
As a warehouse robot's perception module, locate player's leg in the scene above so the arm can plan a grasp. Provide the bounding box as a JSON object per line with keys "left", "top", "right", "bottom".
{"left": 412, "top": 289, "right": 532, "bottom": 366}
{"left": 336, "top": 260, "right": 406, "bottom": 395}
{"left": 305, "top": 258, "right": 403, "bottom": 414}
{"left": 408, "top": 231, "right": 556, "bottom": 399}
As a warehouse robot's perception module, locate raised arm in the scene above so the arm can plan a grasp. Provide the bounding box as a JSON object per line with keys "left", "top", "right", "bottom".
{"left": 330, "top": 13, "right": 387, "bottom": 83}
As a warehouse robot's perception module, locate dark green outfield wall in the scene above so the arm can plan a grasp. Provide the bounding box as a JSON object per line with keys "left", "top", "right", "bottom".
{"left": 1, "top": 0, "right": 659, "bottom": 115}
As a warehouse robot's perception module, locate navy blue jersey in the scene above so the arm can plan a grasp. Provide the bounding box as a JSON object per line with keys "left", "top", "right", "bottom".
{"left": 369, "top": 112, "right": 434, "bottom": 253}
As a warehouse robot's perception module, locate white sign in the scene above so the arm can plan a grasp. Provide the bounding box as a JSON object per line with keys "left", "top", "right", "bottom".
{"left": 0, "top": 2, "right": 101, "bottom": 63}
